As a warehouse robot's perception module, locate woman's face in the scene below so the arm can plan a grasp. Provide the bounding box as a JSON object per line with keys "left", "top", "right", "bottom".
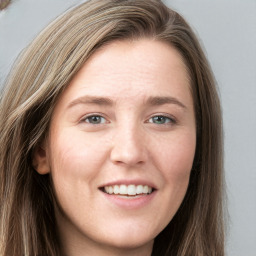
{"left": 35, "top": 39, "right": 196, "bottom": 255}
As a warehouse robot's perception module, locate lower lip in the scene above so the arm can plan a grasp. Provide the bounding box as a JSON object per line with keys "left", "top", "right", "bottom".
{"left": 100, "top": 190, "right": 157, "bottom": 210}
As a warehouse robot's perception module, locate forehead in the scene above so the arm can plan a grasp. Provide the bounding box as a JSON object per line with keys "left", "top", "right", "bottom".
{"left": 57, "top": 39, "right": 192, "bottom": 107}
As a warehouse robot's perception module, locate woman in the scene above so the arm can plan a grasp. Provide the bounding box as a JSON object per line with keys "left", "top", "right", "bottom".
{"left": 0, "top": 0, "right": 225, "bottom": 255}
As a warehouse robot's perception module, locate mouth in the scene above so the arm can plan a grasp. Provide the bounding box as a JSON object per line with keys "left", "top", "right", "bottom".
{"left": 99, "top": 184, "right": 155, "bottom": 197}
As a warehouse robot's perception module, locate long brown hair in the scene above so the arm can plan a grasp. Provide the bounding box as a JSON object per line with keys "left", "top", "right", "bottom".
{"left": 0, "top": 0, "right": 225, "bottom": 255}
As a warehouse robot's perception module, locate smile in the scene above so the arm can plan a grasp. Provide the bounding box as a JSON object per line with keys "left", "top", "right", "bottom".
{"left": 103, "top": 184, "right": 154, "bottom": 196}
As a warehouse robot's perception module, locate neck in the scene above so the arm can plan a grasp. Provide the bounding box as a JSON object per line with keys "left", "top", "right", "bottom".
{"left": 60, "top": 240, "right": 153, "bottom": 256}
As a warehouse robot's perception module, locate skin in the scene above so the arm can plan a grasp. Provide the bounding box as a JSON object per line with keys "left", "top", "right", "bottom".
{"left": 34, "top": 39, "right": 196, "bottom": 256}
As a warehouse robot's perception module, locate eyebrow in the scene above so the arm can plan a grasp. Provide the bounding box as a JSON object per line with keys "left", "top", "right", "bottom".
{"left": 67, "top": 95, "right": 187, "bottom": 110}
{"left": 146, "top": 96, "right": 187, "bottom": 109}
{"left": 67, "top": 96, "right": 114, "bottom": 109}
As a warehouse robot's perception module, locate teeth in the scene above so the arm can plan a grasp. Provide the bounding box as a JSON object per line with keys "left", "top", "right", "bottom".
{"left": 136, "top": 185, "right": 143, "bottom": 194}
{"left": 127, "top": 185, "right": 136, "bottom": 195}
{"left": 143, "top": 185, "right": 149, "bottom": 194}
{"left": 119, "top": 185, "right": 127, "bottom": 194}
{"left": 108, "top": 186, "right": 113, "bottom": 194}
{"left": 114, "top": 185, "right": 119, "bottom": 194}
{"left": 103, "top": 184, "right": 153, "bottom": 195}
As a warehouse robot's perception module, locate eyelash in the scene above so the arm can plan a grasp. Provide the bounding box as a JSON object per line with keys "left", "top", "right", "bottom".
{"left": 148, "top": 115, "right": 176, "bottom": 125}
{"left": 81, "top": 114, "right": 108, "bottom": 125}
{"left": 80, "top": 114, "right": 176, "bottom": 126}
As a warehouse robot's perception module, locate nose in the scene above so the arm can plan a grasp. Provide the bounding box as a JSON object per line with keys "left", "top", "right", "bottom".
{"left": 110, "top": 125, "right": 147, "bottom": 167}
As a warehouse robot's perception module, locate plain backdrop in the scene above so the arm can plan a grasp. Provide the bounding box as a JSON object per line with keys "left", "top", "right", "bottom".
{"left": 0, "top": 0, "right": 255, "bottom": 255}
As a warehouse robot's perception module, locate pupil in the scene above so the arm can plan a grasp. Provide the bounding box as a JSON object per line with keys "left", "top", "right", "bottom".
{"left": 91, "top": 116, "right": 100, "bottom": 123}
{"left": 154, "top": 116, "right": 164, "bottom": 123}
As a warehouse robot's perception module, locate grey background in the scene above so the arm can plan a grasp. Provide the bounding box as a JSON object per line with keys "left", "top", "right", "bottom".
{"left": 0, "top": 0, "right": 255, "bottom": 255}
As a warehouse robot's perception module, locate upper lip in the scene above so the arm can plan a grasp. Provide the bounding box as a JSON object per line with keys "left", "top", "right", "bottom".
{"left": 99, "top": 179, "right": 157, "bottom": 190}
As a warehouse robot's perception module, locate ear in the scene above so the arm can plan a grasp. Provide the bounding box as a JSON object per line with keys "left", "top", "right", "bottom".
{"left": 32, "top": 142, "right": 50, "bottom": 175}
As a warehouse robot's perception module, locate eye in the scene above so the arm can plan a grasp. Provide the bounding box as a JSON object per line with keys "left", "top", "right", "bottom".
{"left": 83, "top": 115, "right": 107, "bottom": 124}
{"left": 148, "top": 115, "right": 175, "bottom": 125}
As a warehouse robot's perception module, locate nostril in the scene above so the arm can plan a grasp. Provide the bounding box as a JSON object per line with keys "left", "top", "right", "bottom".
{"left": 110, "top": 145, "right": 147, "bottom": 166}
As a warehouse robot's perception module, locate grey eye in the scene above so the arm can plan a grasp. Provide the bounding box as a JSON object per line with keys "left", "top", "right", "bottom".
{"left": 85, "top": 116, "right": 106, "bottom": 124}
{"left": 149, "top": 116, "right": 172, "bottom": 124}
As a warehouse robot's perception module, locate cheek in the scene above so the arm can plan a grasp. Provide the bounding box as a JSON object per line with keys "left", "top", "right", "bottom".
{"left": 154, "top": 130, "right": 196, "bottom": 188}
{"left": 145, "top": 131, "right": 196, "bottom": 231}
{"left": 50, "top": 129, "right": 106, "bottom": 166}
{"left": 48, "top": 131, "right": 109, "bottom": 193}
{"left": 47, "top": 132, "right": 110, "bottom": 220}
